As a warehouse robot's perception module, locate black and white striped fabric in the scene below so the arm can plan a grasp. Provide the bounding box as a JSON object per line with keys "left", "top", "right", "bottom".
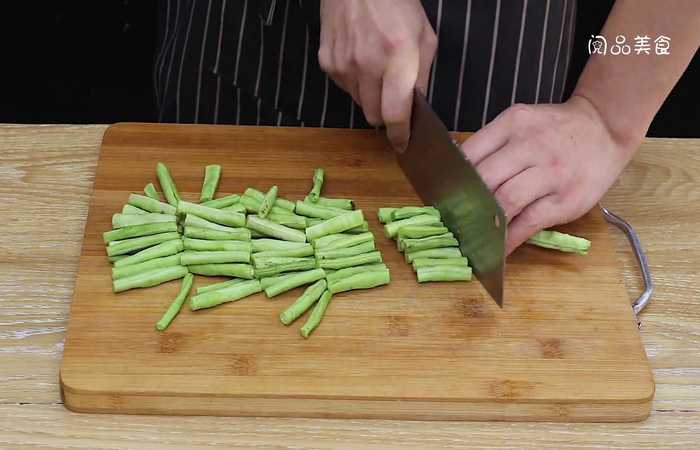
{"left": 155, "top": 0, "right": 577, "bottom": 131}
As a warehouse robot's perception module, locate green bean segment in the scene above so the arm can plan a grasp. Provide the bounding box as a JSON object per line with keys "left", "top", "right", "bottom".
{"left": 122, "top": 204, "right": 148, "bottom": 215}
{"left": 182, "top": 238, "right": 252, "bottom": 252}
{"left": 325, "top": 263, "right": 388, "bottom": 285}
{"left": 180, "top": 251, "right": 251, "bottom": 265}
{"left": 155, "top": 273, "right": 194, "bottom": 331}
{"left": 279, "top": 279, "right": 327, "bottom": 325}
{"left": 246, "top": 215, "right": 307, "bottom": 243}
{"left": 411, "top": 257, "right": 469, "bottom": 270}
{"left": 195, "top": 278, "right": 246, "bottom": 295}
{"left": 295, "top": 200, "right": 348, "bottom": 219}
{"left": 305, "top": 210, "right": 364, "bottom": 241}
{"left": 253, "top": 258, "right": 317, "bottom": 278}
{"left": 416, "top": 266, "right": 472, "bottom": 282}
{"left": 307, "top": 168, "right": 324, "bottom": 202}
{"left": 144, "top": 183, "right": 161, "bottom": 201}
{"left": 390, "top": 206, "right": 440, "bottom": 221}
{"left": 244, "top": 187, "right": 295, "bottom": 211}
{"left": 107, "top": 232, "right": 181, "bottom": 256}
{"left": 112, "top": 213, "right": 176, "bottom": 228}
{"left": 405, "top": 247, "right": 463, "bottom": 263}
{"left": 221, "top": 203, "right": 248, "bottom": 214}
{"left": 113, "top": 265, "right": 188, "bottom": 293}
{"left": 377, "top": 207, "right": 397, "bottom": 224}
{"left": 260, "top": 272, "right": 304, "bottom": 290}
{"left": 112, "top": 254, "right": 182, "bottom": 280}
{"left": 313, "top": 231, "right": 374, "bottom": 250}
{"left": 315, "top": 241, "right": 376, "bottom": 260}
{"left": 156, "top": 162, "right": 181, "bottom": 206}
{"left": 113, "top": 239, "right": 184, "bottom": 268}
{"left": 189, "top": 279, "right": 262, "bottom": 310}
{"left": 328, "top": 269, "right": 390, "bottom": 294}
{"left": 178, "top": 201, "right": 245, "bottom": 227}
{"left": 251, "top": 238, "right": 309, "bottom": 252}
{"left": 401, "top": 233, "right": 458, "bottom": 252}
{"left": 397, "top": 225, "right": 449, "bottom": 239}
{"left": 128, "top": 193, "right": 176, "bottom": 215}
{"left": 187, "top": 263, "right": 254, "bottom": 279}
{"left": 103, "top": 222, "right": 178, "bottom": 244}
{"left": 199, "top": 164, "right": 222, "bottom": 202}
{"left": 183, "top": 225, "right": 251, "bottom": 241}
{"left": 304, "top": 196, "right": 353, "bottom": 210}
{"left": 317, "top": 251, "right": 382, "bottom": 270}
{"left": 258, "top": 186, "right": 278, "bottom": 218}
{"left": 200, "top": 194, "right": 241, "bottom": 209}
{"left": 527, "top": 230, "right": 591, "bottom": 255}
{"left": 264, "top": 268, "right": 326, "bottom": 298}
{"left": 252, "top": 244, "right": 314, "bottom": 258}
{"left": 300, "top": 290, "right": 332, "bottom": 338}
{"left": 384, "top": 214, "right": 441, "bottom": 238}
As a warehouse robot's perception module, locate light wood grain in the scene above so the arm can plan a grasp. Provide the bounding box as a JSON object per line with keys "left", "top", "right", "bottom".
{"left": 0, "top": 124, "right": 698, "bottom": 447}
{"left": 59, "top": 123, "right": 652, "bottom": 421}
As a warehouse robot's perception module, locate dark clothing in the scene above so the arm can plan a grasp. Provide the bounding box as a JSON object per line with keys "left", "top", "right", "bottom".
{"left": 155, "top": 0, "right": 576, "bottom": 130}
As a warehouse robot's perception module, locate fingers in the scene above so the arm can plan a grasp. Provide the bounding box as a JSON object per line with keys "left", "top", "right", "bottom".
{"left": 358, "top": 75, "right": 383, "bottom": 126}
{"left": 505, "top": 195, "right": 558, "bottom": 255}
{"left": 382, "top": 47, "right": 420, "bottom": 151}
{"left": 416, "top": 24, "right": 438, "bottom": 95}
{"left": 460, "top": 108, "right": 512, "bottom": 166}
{"left": 475, "top": 143, "right": 535, "bottom": 192}
{"left": 494, "top": 167, "right": 557, "bottom": 224}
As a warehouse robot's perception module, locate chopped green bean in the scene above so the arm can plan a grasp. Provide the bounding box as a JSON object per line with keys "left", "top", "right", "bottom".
{"left": 317, "top": 251, "right": 382, "bottom": 270}
{"left": 144, "top": 182, "right": 162, "bottom": 201}
{"left": 243, "top": 187, "right": 295, "bottom": 211}
{"left": 342, "top": 221, "right": 370, "bottom": 234}
{"left": 390, "top": 206, "right": 440, "bottom": 221}
{"left": 377, "top": 207, "right": 397, "bottom": 224}
{"left": 195, "top": 278, "right": 246, "bottom": 295}
{"left": 155, "top": 273, "right": 194, "bottom": 331}
{"left": 182, "top": 237, "right": 252, "bottom": 252}
{"left": 411, "top": 257, "right": 469, "bottom": 270}
{"left": 300, "top": 290, "right": 332, "bottom": 338}
{"left": 405, "top": 247, "right": 463, "bottom": 263}
{"left": 280, "top": 279, "right": 327, "bottom": 325}
{"left": 325, "top": 263, "right": 388, "bottom": 284}
{"left": 295, "top": 200, "right": 348, "bottom": 219}
{"left": 184, "top": 213, "right": 249, "bottom": 233}
{"left": 103, "top": 222, "right": 178, "bottom": 244}
{"left": 328, "top": 268, "right": 390, "bottom": 294}
{"left": 112, "top": 254, "right": 182, "bottom": 280}
{"left": 304, "top": 196, "right": 354, "bottom": 210}
{"left": 397, "top": 225, "right": 449, "bottom": 239}
{"left": 187, "top": 263, "right": 255, "bottom": 278}
{"left": 258, "top": 185, "right": 278, "bottom": 218}
{"left": 221, "top": 203, "right": 248, "bottom": 214}
{"left": 183, "top": 226, "right": 251, "bottom": 241}
{"left": 180, "top": 250, "right": 251, "bottom": 265}
{"left": 112, "top": 213, "right": 176, "bottom": 228}
{"left": 199, "top": 164, "right": 222, "bottom": 202}
{"left": 251, "top": 238, "right": 309, "bottom": 252}
{"left": 128, "top": 193, "right": 176, "bottom": 215}
{"left": 308, "top": 168, "right": 324, "bottom": 202}
{"left": 527, "top": 230, "right": 591, "bottom": 255}
{"left": 260, "top": 272, "right": 304, "bottom": 290}
{"left": 177, "top": 201, "right": 245, "bottom": 227}
{"left": 401, "top": 233, "right": 458, "bottom": 252}
{"left": 108, "top": 255, "right": 128, "bottom": 263}
{"left": 252, "top": 244, "right": 314, "bottom": 258}
{"left": 265, "top": 211, "right": 308, "bottom": 230}
{"left": 113, "top": 239, "right": 184, "bottom": 268}
{"left": 253, "top": 257, "right": 317, "bottom": 278}
{"left": 156, "top": 162, "right": 181, "bottom": 206}
{"left": 107, "top": 232, "right": 181, "bottom": 257}
{"left": 315, "top": 241, "right": 375, "bottom": 260}
{"left": 239, "top": 194, "right": 294, "bottom": 216}
{"left": 313, "top": 231, "right": 374, "bottom": 250}
{"left": 384, "top": 214, "right": 441, "bottom": 238}
{"left": 246, "top": 215, "right": 307, "bottom": 243}
{"left": 305, "top": 210, "right": 365, "bottom": 241}
{"left": 264, "top": 268, "right": 326, "bottom": 298}
{"left": 113, "top": 265, "right": 188, "bottom": 293}
{"left": 122, "top": 204, "right": 148, "bottom": 215}
{"left": 200, "top": 194, "right": 241, "bottom": 209}
{"left": 189, "top": 279, "right": 262, "bottom": 310}
{"left": 416, "top": 266, "right": 472, "bottom": 282}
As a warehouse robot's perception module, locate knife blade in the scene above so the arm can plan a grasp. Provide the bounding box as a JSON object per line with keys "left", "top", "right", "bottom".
{"left": 397, "top": 90, "right": 506, "bottom": 307}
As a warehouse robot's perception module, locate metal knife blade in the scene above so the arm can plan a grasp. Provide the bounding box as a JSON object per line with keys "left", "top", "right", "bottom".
{"left": 397, "top": 90, "right": 506, "bottom": 307}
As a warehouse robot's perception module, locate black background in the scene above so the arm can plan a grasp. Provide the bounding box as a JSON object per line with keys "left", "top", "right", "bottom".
{"left": 2, "top": 1, "right": 698, "bottom": 137}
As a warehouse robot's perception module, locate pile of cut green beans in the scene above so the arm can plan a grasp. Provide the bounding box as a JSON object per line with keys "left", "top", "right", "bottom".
{"left": 104, "top": 164, "right": 389, "bottom": 337}
{"left": 378, "top": 205, "right": 591, "bottom": 282}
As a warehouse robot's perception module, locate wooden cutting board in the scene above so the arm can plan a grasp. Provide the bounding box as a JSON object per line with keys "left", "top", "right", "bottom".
{"left": 60, "top": 123, "right": 654, "bottom": 422}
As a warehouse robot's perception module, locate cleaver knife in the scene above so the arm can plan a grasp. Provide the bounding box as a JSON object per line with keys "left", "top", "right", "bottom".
{"left": 397, "top": 90, "right": 506, "bottom": 307}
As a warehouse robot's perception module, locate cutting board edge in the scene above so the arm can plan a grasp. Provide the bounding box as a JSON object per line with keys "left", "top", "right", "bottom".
{"left": 60, "top": 380, "right": 653, "bottom": 422}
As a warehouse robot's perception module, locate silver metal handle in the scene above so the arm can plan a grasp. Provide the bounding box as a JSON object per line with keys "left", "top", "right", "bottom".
{"left": 600, "top": 205, "right": 653, "bottom": 323}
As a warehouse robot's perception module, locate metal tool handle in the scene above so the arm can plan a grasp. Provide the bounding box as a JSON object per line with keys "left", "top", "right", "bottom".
{"left": 600, "top": 205, "right": 653, "bottom": 322}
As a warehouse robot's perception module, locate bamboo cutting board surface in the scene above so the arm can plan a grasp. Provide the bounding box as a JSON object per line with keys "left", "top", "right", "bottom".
{"left": 60, "top": 123, "right": 653, "bottom": 422}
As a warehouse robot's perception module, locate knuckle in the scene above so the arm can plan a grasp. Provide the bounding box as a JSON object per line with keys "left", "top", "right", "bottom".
{"left": 424, "top": 30, "right": 438, "bottom": 53}
{"left": 381, "top": 32, "right": 410, "bottom": 53}
{"left": 507, "top": 103, "right": 535, "bottom": 125}
{"left": 318, "top": 48, "right": 333, "bottom": 73}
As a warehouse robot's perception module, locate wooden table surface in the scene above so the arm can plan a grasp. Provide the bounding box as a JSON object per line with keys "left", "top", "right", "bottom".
{"left": 1, "top": 124, "right": 698, "bottom": 449}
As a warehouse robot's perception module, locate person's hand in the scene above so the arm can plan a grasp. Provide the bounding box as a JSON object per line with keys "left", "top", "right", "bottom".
{"left": 318, "top": 0, "right": 437, "bottom": 151}
{"left": 461, "top": 96, "right": 637, "bottom": 255}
